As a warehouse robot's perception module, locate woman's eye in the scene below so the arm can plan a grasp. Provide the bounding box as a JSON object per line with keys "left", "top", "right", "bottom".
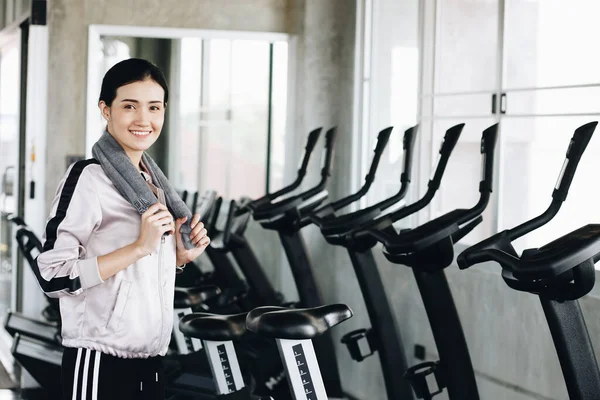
{"left": 124, "top": 104, "right": 135, "bottom": 109}
{"left": 150, "top": 106, "right": 161, "bottom": 111}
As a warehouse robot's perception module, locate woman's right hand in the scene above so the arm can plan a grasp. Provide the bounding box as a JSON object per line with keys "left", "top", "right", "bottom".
{"left": 135, "top": 203, "right": 174, "bottom": 255}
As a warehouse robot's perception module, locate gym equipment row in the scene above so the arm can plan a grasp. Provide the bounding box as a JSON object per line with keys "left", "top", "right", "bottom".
{"left": 4, "top": 121, "right": 600, "bottom": 400}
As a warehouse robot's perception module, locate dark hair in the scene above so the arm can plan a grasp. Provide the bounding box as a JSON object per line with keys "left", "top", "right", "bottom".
{"left": 99, "top": 58, "right": 169, "bottom": 106}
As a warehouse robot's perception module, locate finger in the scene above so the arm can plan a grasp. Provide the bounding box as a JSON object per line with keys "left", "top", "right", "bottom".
{"left": 198, "top": 237, "right": 210, "bottom": 247}
{"left": 195, "top": 233, "right": 210, "bottom": 244}
{"left": 190, "top": 214, "right": 201, "bottom": 228}
{"left": 191, "top": 228, "right": 208, "bottom": 241}
{"left": 191, "top": 221, "right": 204, "bottom": 235}
{"left": 154, "top": 216, "right": 174, "bottom": 226}
{"left": 142, "top": 203, "right": 162, "bottom": 218}
{"left": 191, "top": 224, "right": 206, "bottom": 237}
{"left": 147, "top": 211, "right": 172, "bottom": 223}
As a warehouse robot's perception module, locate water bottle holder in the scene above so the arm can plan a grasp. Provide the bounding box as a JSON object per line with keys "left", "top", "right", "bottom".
{"left": 404, "top": 360, "right": 446, "bottom": 399}
{"left": 340, "top": 328, "right": 377, "bottom": 362}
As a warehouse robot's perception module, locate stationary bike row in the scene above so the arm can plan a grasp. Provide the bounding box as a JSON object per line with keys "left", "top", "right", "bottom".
{"left": 173, "top": 121, "right": 468, "bottom": 400}
{"left": 177, "top": 124, "right": 415, "bottom": 399}
{"left": 308, "top": 121, "right": 599, "bottom": 400}
{"left": 295, "top": 122, "right": 494, "bottom": 400}
{"left": 201, "top": 124, "right": 418, "bottom": 399}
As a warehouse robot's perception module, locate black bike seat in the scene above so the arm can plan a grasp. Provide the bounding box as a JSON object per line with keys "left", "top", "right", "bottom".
{"left": 245, "top": 304, "right": 353, "bottom": 340}
{"left": 506, "top": 224, "right": 600, "bottom": 280}
{"left": 174, "top": 285, "right": 221, "bottom": 309}
{"left": 179, "top": 312, "right": 247, "bottom": 341}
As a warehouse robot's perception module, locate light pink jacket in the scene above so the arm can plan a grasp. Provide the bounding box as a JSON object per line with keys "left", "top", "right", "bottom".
{"left": 36, "top": 159, "right": 177, "bottom": 359}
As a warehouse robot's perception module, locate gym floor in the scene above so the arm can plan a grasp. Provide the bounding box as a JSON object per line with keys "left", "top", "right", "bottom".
{"left": 0, "top": 390, "right": 48, "bottom": 400}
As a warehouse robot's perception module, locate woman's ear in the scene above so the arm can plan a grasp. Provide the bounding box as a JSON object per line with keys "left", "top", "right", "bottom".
{"left": 98, "top": 101, "right": 111, "bottom": 121}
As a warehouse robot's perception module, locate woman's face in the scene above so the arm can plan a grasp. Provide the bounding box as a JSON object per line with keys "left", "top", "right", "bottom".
{"left": 99, "top": 78, "right": 166, "bottom": 160}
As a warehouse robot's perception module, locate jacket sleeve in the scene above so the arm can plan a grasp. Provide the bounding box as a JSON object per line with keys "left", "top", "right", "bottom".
{"left": 35, "top": 162, "right": 104, "bottom": 298}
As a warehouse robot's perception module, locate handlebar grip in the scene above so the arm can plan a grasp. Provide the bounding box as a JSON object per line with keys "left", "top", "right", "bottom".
{"left": 223, "top": 199, "right": 236, "bottom": 246}
{"left": 365, "top": 127, "right": 393, "bottom": 184}
{"left": 375, "top": 127, "right": 393, "bottom": 157}
{"left": 321, "top": 127, "right": 337, "bottom": 177}
{"left": 429, "top": 123, "right": 464, "bottom": 190}
{"left": 458, "top": 248, "right": 518, "bottom": 270}
{"left": 553, "top": 121, "right": 598, "bottom": 202}
{"left": 401, "top": 124, "right": 419, "bottom": 184}
{"left": 298, "top": 127, "right": 323, "bottom": 175}
{"left": 480, "top": 123, "right": 499, "bottom": 193}
{"left": 456, "top": 248, "right": 492, "bottom": 270}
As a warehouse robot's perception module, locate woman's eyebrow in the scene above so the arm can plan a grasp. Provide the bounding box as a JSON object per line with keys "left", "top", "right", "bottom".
{"left": 120, "top": 99, "right": 162, "bottom": 104}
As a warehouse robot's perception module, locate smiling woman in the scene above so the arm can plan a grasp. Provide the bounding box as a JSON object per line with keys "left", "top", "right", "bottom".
{"left": 35, "top": 58, "right": 211, "bottom": 400}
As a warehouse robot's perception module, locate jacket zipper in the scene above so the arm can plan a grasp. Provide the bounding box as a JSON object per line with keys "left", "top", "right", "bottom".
{"left": 155, "top": 235, "right": 165, "bottom": 355}
{"left": 154, "top": 187, "right": 168, "bottom": 355}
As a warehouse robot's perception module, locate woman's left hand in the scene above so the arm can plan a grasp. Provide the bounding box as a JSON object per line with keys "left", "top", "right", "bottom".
{"left": 174, "top": 214, "right": 210, "bottom": 266}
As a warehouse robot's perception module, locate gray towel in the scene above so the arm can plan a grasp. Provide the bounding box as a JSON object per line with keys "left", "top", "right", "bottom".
{"left": 91, "top": 130, "right": 195, "bottom": 250}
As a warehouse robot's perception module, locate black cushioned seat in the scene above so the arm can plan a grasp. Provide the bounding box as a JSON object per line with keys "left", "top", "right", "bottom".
{"left": 245, "top": 304, "right": 352, "bottom": 340}
{"left": 174, "top": 285, "right": 221, "bottom": 309}
{"left": 179, "top": 312, "right": 248, "bottom": 341}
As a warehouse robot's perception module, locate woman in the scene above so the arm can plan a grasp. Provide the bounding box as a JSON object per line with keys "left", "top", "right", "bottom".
{"left": 35, "top": 58, "right": 209, "bottom": 399}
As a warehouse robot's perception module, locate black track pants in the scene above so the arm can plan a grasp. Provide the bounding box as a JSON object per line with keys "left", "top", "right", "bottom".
{"left": 61, "top": 347, "right": 165, "bottom": 400}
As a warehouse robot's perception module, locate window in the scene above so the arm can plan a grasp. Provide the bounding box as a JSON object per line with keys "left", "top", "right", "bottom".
{"left": 174, "top": 38, "right": 289, "bottom": 201}
{"left": 359, "top": 0, "right": 420, "bottom": 229}
{"left": 360, "top": 0, "right": 600, "bottom": 250}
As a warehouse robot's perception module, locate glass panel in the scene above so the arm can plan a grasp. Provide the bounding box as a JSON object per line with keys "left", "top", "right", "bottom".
{"left": 175, "top": 38, "right": 287, "bottom": 200}
{"left": 0, "top": 39, "right": 21, "bottom": 323}
{"left": 435, "top": 0, "right": 499, "bottom": 93}
{"left": 176, "top": 38, "right": 203, "bottom": 191}
{"left": 269, "top": 42, "right": 288, "bottom": 192}
{"left": 366, "top": 0, "right": 420, "bottom": 206}
{"left": 229, "top": 40, "right": 270, "bottom": 200}
{"left": 504, "top": 0, "right": 600, "bottom": 89}
{"left": 434, "top": 93, "right": 494, "bottom": 117}
{"left": 504, "top": 86, "right": 600, "bottom": 116}
{"left": 431, "top": 118, "right": 497, "bottom": 244}
{"left": 499, "top": 116, "right": 600, "bottom": 254}
{"left": 199, "top": 39, "right": 233, "bottom": 197}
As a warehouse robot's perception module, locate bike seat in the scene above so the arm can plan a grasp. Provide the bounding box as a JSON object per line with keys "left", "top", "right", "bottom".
{"left": 179, "top": 312, "right": 248, "bottom": 341}
{"left": 245, "top": 304, "right": 353, "bottom": 340}
{"left": 174, "top": 285, "right": 221, "bottom": 309}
